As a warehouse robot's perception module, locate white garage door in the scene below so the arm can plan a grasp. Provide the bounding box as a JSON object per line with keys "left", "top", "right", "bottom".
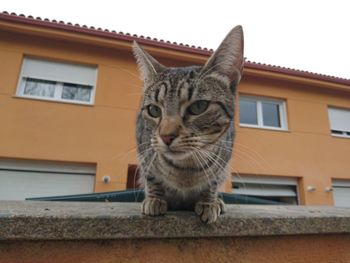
{"left": 0, "top": 159, "right": 96, "bottom": 200}
{"left": 333, "top": 179, "right": 350, "bottom": 208}
{"left": 232, "top": 175, "right": 299, "bottom": 204}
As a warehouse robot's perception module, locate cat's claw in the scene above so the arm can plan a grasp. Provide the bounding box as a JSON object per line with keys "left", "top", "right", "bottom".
{"left": 142, "top": 197, "right": 167, "bottom": 216}
{"left": 195, "top": 199, "right": 225, "bottom": 224}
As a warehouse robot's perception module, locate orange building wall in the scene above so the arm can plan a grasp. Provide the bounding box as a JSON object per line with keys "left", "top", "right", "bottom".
{"left": 232, "top": 76, "right": 350, "bottom": 204}
{"left": 0, "top": 29, "right": 350, "bottom": 205}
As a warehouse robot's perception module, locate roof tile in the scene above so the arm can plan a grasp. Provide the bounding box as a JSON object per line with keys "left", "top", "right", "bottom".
{"left": 0, "top": 11, "right": 349, "bottom": 86}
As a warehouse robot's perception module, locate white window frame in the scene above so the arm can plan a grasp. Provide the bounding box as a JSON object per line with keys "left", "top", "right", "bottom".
{"left": 333, "top": 179, "right": 350, "bottom": 188}
{"left": 328, "top": 107, "right": 350, "bottom": 139}
{"left": 331, "top": 131, "right": 350, "bottom": 139}
{"left": 16, "top": 57, "right": 97, "bottom": 105}
{"left": 239, "top": 95, "right": 288, "bottom": 131}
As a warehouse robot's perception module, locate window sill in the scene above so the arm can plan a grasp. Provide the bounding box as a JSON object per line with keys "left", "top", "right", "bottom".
{"left": 13, "top": 95, "right": 95, "bottom": 106}
{"left": 331, "top": 134, "right": 350, "bottom": 139}
{"left": 239, "top": 124, "right": 289, "bottom": 132}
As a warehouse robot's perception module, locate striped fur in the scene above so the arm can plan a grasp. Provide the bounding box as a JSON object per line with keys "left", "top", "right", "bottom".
{"left": 134, "top": 26, "right": 244, "bottom": 223}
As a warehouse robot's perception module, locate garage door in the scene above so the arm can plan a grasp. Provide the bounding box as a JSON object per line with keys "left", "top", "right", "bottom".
{"left": 333, "top": 179, "right": 350, "bottom": 208}
{"left": 0, "top": 159, "right": 96, "bottom": 200}
{"left": 232, "top": 175, "right": 299, "bottom": 204}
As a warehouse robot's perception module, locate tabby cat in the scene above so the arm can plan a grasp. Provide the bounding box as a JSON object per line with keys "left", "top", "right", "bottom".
{"left": 133, "top": 26, "right": 244, "bottom": 223}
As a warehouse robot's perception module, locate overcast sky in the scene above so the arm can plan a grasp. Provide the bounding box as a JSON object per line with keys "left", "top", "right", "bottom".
{"left": 1, "top": 0, "right": 349, "bottom": 79}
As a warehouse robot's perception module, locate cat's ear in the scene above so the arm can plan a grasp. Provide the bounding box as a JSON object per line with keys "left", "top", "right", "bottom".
{"left": 133, "top": 41, "right": 166, "bottom": 83}
{"left": 201, "top": 26, "right": 244, "bottom": 89}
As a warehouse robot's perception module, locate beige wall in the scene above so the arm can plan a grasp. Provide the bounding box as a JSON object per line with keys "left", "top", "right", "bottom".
{"left": 0, "top": 28, "right": 350, "bottom": 204}
{"left": 232, "top": 76, "right": 350, "bottom": 204}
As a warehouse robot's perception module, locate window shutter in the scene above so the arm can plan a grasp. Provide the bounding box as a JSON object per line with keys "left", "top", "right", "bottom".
{"left": 232, "top": 175, "right": 297, "bottom": 185}
{"left": 232, "top": 175, "right": 297, "bottom": 197}
{"left": 233, "top": 184, "right": 296, "bottom": 197}
{"left": 21, "top": 58, "right": 97, "bottom": 86}
{"left": 328, "top": 107, "right": 350, "bottom": 132}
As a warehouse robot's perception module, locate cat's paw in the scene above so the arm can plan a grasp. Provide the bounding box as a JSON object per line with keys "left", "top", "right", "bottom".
{"left": 141, "top": 197, "right": 167, "bottom": 216}
{"left": 195, "top": 199, "right": 225, "bottom": 224}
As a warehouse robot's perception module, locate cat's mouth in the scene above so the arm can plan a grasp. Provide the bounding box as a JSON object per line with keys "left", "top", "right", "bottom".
{"left": 163, "top": 148, "right": 186, "bottom": 155}
{"left": 161, "top": 147, "right": 193, "bottom": 159}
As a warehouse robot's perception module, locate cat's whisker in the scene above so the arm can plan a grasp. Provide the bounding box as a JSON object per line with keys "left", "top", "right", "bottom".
{"left": 219, "top": 139, "right": 266, "bottom": 159}
{"left": 138, "top": 148, "right": 155, "bottom": 158}
{"left": 191, "top": 150, "right": 212, "bottom": 188}
{"left": 231, "top": 169, "right": 253, "bottom": 204}
{"left": 196, "top": 147, "right": 238, "bottom": 186}
{"left": 192, "top": 146, "right": 228, "bottom": 176}
{"left": 231, "top": 170, "right": 248, "bottom": 192}
{"left": 230, "top": 154, "right": 261, "bottom": 177}
{"left": 109, "top": 147, "right": 136, "bottom": 159}
{"left": 109, "top": 147, "right": 139, "bottom": 162}
{"left": 232, "top": 148, "right": 266, "bottom": 172}
{"left": 98, "top": 148, "right": 152, "bottom": 194}
{"left": 193, "top": 148, "right": 223, "bottom": 190}
{"left": 196, "top": 147, "right": 231, "bottom": 174}
{"left": 234, "top": 142, "right": 272, "bottom": 169}
{"left": 108, "top": 140, "right": 155, "bottom": 161}
{"left": 195, "top": 149, "right": 231, "bottom": 191}
{"left": 114, "top": 65, "right": 142, "bottom": 81}
{"left": 231, "top": 153, "right": 269, "bottom": 194}
{"left": 215, "top": 144, "right": 266, "bottom": 174}
{"left": 137, "top": 148, "right": 156, "bottom": 164}
{"left": 143, "top": 152, "right": 158, "bottom": 175}
{"left": 208, "top": 141, "right": 266, "bottom": 172}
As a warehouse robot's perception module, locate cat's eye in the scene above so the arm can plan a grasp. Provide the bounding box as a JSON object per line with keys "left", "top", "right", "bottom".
{"left": 147, "top": 104, "right": 162, "bottom": 118}
{"left": 187, "top": 100, "right": 210, "bottom": 115}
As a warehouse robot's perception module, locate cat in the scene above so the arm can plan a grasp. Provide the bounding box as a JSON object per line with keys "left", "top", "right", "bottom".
{"left": 133, "top": 26, "right": 244, "bottom": 224}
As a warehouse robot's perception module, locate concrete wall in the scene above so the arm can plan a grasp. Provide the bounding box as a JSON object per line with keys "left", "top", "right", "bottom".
{"left": 1, "top": 201, "right": 350, "bottom": 263}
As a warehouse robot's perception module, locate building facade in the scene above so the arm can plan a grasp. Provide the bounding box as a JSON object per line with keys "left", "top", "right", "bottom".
{"left": 0, "top": 12, "right": 349, "bottom": 206}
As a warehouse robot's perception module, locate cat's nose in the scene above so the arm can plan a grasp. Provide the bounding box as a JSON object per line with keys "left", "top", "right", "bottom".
{"left": 160, "top": 134, "right": 177, "bottom": 146}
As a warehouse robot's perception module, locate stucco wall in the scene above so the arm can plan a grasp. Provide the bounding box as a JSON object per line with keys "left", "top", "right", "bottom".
{"left": 233, "top": 76, "right": 350, "bottom": 204}
{"left": 0, "top": 28, "right": 350, "bottom": 204}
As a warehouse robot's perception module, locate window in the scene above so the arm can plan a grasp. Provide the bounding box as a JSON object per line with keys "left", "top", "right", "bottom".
{"left": 17, "top": 57, "right": 97, "bottom": 105}
{"left": 328, "top": 107, "right": 350, "bottom": 138}
{"left": 239, "top": 96, "right": 287, "bottom": 130}
{"left": 232, "top": 175, "right": 299, "bottom": 204}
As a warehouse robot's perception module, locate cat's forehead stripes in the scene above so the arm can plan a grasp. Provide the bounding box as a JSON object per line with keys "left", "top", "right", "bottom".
{"left": 187, "top": 85, "right": 194, "bottom": 101}
{"left": 147, "top": 68, "right": 199, "bottom": 104}
{"left": 176, "top": 80, "right": 192, "bottom": 103}
{"left": 155, "top": 83, "right": 167, "bottom": 103}
{"left": 143, "top": 66, "right": 235, "bottom": 120}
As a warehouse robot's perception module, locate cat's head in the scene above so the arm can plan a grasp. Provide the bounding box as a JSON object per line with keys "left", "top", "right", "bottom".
{"left": 134, "top": 26, "right": 244, "bottom": 160}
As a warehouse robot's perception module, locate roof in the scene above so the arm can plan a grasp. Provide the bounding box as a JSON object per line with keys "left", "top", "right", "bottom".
{"left": 1, "top": 11, "right": 349, "bottom": 87}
